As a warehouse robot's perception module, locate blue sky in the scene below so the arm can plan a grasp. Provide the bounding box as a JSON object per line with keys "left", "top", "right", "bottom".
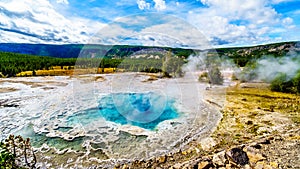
{"left": 0, "top": 0, "right": 299, "bottom": 48}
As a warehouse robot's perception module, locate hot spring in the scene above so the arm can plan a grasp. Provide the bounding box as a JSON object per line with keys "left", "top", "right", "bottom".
{"left": 1, "top": 73, "right": 222, "bottom": 167}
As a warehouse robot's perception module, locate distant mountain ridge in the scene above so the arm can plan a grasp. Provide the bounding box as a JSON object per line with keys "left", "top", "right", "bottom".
{"left": 215, "top": 41, "right": 300, "bottom": 57}
{"left": 0, "top": 41, "right": 299, "bottom": 59}
{"left": 0, "top": 43, "right": 84, "bottom": 58}
{"left": 0, "top": 43, "right": 194, "bottom": 59}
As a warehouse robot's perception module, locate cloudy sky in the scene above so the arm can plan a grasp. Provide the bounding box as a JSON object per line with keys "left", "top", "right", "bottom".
{"left": 0, "top": 0, "right": 299, "bottom": 48}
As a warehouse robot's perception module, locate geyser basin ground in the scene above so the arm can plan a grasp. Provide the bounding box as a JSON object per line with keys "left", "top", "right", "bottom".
{"left": 0, "top": 73, "right": 222, "bottom": 167}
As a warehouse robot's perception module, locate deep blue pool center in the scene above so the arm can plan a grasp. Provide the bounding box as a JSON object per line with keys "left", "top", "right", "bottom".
{"left": 98, "top": 92, "right": 179, "bottom": 130}
{"left": 67, "top": 92, "right": 179, "bottom": 130}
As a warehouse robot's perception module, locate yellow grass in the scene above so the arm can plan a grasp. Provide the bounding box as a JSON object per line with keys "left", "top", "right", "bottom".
{"left": 16, "top": 71, "right": 33, "bottom": 76}
{"left": 16, "top": 66, "right": 123, "bottom": 77}
{"left": 211, "top": 83, "right": 300, "bottom": 149}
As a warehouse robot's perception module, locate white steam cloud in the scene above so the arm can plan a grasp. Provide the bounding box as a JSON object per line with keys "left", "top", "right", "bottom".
{"left": 182, "top": 52, "right": 208, "bottom": 72}
{"left": 254, "top": 56, "right": 300, "bottom": 82}
{"left": 237, "top": 45, "right": 300, "bottom": 82}
{"left": 182, "top": 43, "right": 300, "bottom": 85}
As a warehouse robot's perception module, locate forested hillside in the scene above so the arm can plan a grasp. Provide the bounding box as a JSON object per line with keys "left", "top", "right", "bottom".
{"left": 0, "top": 51, "right": 184, "bottom": 77}
{"left": 215, "top": 41, "right": 300, "bottom": 66}
{"left": 0, "top": 52, "right": 76, "bottom": 77}
{"left": 0, "top": 43, "right": 194, "bottom": 59}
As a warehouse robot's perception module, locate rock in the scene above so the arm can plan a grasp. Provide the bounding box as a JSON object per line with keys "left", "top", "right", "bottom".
{"left": 227, "top": 147, "right": 249, "bottom": 165}
{"left": 197, "top": 161, "right": 208, "bottom": 169}
{"left": 254, "top": 162, "right": 264, "bottom": 169}
{"left": 226, "top": 164, "right": 233, "bottom": 169}
{"left": 246, "top": 151, "right": 266, "bottom": 164}
{"left": 264, "top": 165, "right": 273, "bottom": 169}
{"left": 245, "top": 145, "right": 258, "bottom": 153}
{"left": 270, "top": 162, "right": 278, "bottom": 168}
{"left": 274, "top": 136, "right": 283, "bottom": 141}
{"left": 187, "top": 148, "right": 193, "bottom": 154}
{"left": 114, "top": 163, "right": 120, "bottom": 168}
{"left": 244, "top": 164, "right": 251, "bottom": 169}
{"left": 257, "top": 127, "right": 272, "bottom": 134}
{"left": 182, "top": 151, "right": 188, "bottom": 155}
{"left": 246, "top": 120, "right": 253, "bottom": 125}
{"left": 200, "top": 137, "right": 216, "bottom": 151}
{"left": 252, "top": 144, "right": 262, "bottom": 149}
{"left": 255, "top": 161, "right": 273, "bottom": 169}
{"left": 182, "top": 164, "right": 191, "bottom": 169}
{"left": 259, "top": 139, "right": 271, "bottom": 144}
{"left": 121, "top": 164, "right": 128, "bottom": 169}
{"left": 195, "top": 147, "right": 200, "bottom": 154}
{"left": 212, "top": 151, "right": 227, "bottom": 166}
{"left": 145, "top": 161, "right": 152, "bottom": 168}
{"left": 157, "top": 155, "right": 167, "bottom": 163}
{"left": 244, "top": 146, "right": 265, "bottom": 164}
{"left": 173, "top": 163, "right": 182, "bottom": 169}
{"left": 138, "top": 159, "right": 145, "bottom": 164}
{"left": 197, "top": 161, "right": 214, "bottom": 169}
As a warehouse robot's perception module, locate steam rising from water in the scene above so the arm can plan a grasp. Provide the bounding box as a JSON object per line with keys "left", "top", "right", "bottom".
{"left": 182, "top": 52, "right": 207, "bottom": 72}
{"left": 234, "top": 44, "right": 300, "bottom": 82}
{"left": 254, "top": 55, "right": 300, "bottom": 82}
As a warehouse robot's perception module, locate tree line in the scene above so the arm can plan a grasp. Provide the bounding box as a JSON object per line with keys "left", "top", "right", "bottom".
{"left": 0, "top": 52, "right": 77, "bottom": 77}
{"left": 0, "top": 51, "right": 185, "bottom": 77}
{"left": 270, "top": 71, "right": 300, "bottom": 94}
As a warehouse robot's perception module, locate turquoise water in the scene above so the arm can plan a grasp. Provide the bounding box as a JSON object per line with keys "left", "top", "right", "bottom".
{"left": 15, "top": 124, "right": 85, "bottom": 151}
{"left": 67, "top": 92, "right": 179, "bottom": 130}
{"left": 13, "top": 92, "right": 183, "bottom": 163}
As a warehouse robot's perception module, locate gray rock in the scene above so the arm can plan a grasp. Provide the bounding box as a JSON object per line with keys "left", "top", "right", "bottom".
{"left": 227, "top": 147, "right": 249, "bottom": 165}
{"left": 212, "top": 151, "right": 227, "bottom": 166}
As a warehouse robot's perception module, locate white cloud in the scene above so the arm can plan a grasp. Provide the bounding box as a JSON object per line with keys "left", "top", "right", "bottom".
{"left": 187, "top": 0, "right": 295, "bottom": 46}
{"left": 199, "top": 0, "right": 279, "bottom": 25}
{"left": 0, "top": 0, "right": 104, "bottom": 44}
{"left": 271, "top": 0, "right": 294, "bottom": 4}
{"left": 137, "top": 0, "right": 150, "bottom": 10}
{"left": 90, "top": 23, "right": 135, "bottom": 44}
{"left": 293, "top": 10, "right": 300, "bottom": 15}
{"left": 153, "top": 0, "right": 166, "bottom": 11}
{"left": 139, "top": 19, "right": 211, "bottom": 49}
{"left": 281, "top": 17, "right": 295, "bottom": 29}
{"left": 0, "top": 0, "right": 297, "bottom": 47}
{"left": 136, "top": 0, "right": 166, "bottom": 11}
{"left": 282, "top": 17, "right": 293, "bottom": 25}
{"left": 56, "top": 0, "right": 69, "bottom": 5}
{"left": 116, "top": 0, "right": 137, "bottom": 6}
{"left": 91, "top": 14, "right": 212, "bottom": 49}
{"left": 0, "top": 30, "right": 42, "bottom": 44}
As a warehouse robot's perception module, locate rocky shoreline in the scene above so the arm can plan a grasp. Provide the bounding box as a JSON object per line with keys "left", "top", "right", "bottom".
{"left": 114, "top": 128, "right": 299, "bottom": 169}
